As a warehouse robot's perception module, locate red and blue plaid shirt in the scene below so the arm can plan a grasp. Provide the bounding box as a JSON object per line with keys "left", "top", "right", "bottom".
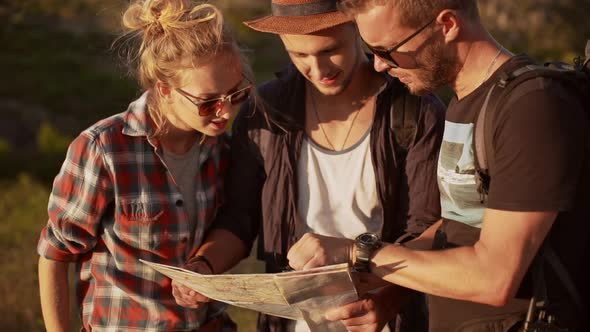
{"left": 38, "top": 93, "right": 229, "bottom": 331}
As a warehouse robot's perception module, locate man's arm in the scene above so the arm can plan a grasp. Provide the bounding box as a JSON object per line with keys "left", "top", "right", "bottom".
{"left": 373, "top": 84, "right": 582, "bottom": 305}
{"left": 402, "top": 93, "right": 445, "bottom": 236}
{"left": 287, "top": 219, "right": 442, "bottom": 270}
{"left": 38, "top": 257, "right": 70, "bottom": 332}
{"left": 366, "top": 85, "right": 574, "bottom": 305}
{"left": 206, "top": 102, "right": 264, "bottom": 253}
{"left": 173, "top": 103, "right": 263, "bottom": 308}
{"left": 172, "top": 229, "right": 249, "bottom": 308}
{"left": 289, "top": 211, "right": 553, "bottom": 306}
{"left": 404, "top": 218, "right": 442, "bottom": 250}
{"left": 288, "top": 221, "right": 440, "bottom": 329}
{"left": 195, "top": 229, "right": 249, "bottom": 274}
{"left": 371, "top": 209, "right": 555, "bottom": 306}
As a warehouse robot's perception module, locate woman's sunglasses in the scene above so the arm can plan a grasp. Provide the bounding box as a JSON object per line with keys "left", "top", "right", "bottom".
{"left": 176, "top": 83, "right": 253, "bottom": 117}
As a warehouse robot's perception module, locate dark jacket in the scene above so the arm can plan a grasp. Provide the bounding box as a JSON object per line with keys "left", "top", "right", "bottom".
{"left": 213, "top": 65, "right": 445, "bottom": 331}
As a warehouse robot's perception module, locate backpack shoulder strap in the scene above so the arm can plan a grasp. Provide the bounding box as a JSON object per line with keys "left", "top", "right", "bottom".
{"left": 474, "top": 64, "right": 550, "bottom": 197}
{"left": 473, "top": 84, "right": 496, "bottom": 195}
{"left": 391, "top": 83, "right": 420, "bottom": 153}
{"left": 543, "top": 245, "right": 587, "bottom": 313}
{"left": 474, "top": 81, "right": 504, "bottom": 199}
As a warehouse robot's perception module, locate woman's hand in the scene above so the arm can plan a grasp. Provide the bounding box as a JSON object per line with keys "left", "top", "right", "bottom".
{"left": 171, "top": 257, "right": 213, "bottom": 309}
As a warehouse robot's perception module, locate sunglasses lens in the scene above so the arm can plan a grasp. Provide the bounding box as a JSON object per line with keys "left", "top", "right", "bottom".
{"left": 379, "top": 53, "right": 399, "bottom": 68}
{"left": 199, "top": 100, "right": 221, "bottom": 116}
{"left": 390, "top": 52, "right": 417, "bottom": 69}
{"left": 192, "top": 84, "right": 252, "bottom": 116}
{"left": 230, "top": 87, "right": 251, "bottom": 105}
{"left": 367, "top": 46, "right": 399, "bottom": 68}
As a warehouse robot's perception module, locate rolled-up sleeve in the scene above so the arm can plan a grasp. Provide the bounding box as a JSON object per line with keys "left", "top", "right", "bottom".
{"left": 37, "top": 132, "right": 113, "bottom": 262}
{"left": 404, "top": 94, "right": 445, "bottom": 235}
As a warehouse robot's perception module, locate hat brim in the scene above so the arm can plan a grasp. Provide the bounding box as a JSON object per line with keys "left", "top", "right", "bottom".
{"left": 244, "top": 11, "right": 352, "bottom": 35}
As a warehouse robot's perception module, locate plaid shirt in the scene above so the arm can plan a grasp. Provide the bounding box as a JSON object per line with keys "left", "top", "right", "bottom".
{"left": 38, "top": 93, "right": 229, "bottom": 331}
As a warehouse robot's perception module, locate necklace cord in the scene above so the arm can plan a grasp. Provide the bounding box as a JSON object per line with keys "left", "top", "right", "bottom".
{"left": 480, "top": 48, "right": 503, "bottom": 86}
{"left": 309, "top": 88, "right": 363, "bottom": 151}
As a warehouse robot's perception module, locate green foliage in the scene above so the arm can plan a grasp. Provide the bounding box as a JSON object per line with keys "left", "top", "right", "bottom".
{"left": 37, "top": 121, "right": 72, "bottom": 156}
{"left": 4, "top": 0, "right": 104, "bottom": 25}
{"left": 0, "top": 174, "right": 48, "bottom": 246}
{"left": 0, "top": 138, "right": 11, "bottom": 159}
{"left": 0, "top": 174, "right": 49, "bottom": 331}
{"left": 226, "top": 306, "right": 259, "bottom": 332}
{"left": 0, "top": 22, "right": 138, "bottom": 124}
{"left": 480, "top": 0, "right": 590, "bottom": 62}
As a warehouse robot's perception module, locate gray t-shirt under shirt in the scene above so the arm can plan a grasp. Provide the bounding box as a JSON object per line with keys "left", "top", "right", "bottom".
{"left": 162, "top": 142, "right": 201, "bottom": 227}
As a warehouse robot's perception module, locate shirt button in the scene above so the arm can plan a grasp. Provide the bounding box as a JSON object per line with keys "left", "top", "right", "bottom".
{"left": 175, "top": 199, "right": 183, "bottom": 207}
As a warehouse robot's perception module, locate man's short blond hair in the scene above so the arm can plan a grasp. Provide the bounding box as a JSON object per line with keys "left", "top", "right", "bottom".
{"left": 338, "top": 0, "right": 479, "bottom": 28}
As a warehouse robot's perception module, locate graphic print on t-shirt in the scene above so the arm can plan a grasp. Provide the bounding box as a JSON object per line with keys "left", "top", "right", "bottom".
{"left": 437, "top": 121, "right": 485, "bottom": 228}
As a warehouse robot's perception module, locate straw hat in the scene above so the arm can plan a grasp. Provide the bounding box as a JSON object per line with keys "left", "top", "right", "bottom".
{"left": 244, "top": 0, "right": 352, "bottom": 35}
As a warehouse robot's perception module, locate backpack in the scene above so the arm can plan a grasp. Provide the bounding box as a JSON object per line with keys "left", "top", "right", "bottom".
{"left": 473, "top": 41, "right": 590, "bottom": 326}
{"left": 474, "top": 41, "right": 590, "bottom": 198}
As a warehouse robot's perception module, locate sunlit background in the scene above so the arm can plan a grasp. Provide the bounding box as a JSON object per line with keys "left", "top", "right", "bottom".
{"left": 1, "top": 0, "right": 588, "bottom": 331}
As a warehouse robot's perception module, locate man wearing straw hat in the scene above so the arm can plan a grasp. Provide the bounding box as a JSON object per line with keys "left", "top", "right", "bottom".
{"left": 172, "top": 1, "right": 445, "bottom": 331}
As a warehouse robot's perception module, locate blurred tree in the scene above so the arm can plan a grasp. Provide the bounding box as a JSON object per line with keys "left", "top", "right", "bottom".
{"left": 480, "top": 0, "right": 590, "bottom": 61}
{"left": 0, "top": 174, "right": 50, "bottom": 331}
{"left": 0, "top": 139, "right": 11, "bottom": 160}
{"left": 37, "top": 121, "right": 72, "bottom": 156}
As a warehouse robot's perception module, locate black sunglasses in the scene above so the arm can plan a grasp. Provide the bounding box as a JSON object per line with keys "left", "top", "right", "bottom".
{"left": 176, "top": 82, "right": 253, "bottom": 117}
{"left": 363, "top": 17, "right": 435, "bottom": 69}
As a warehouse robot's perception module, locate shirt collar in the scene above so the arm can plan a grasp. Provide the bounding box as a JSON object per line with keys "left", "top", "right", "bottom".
{"left": 122, "top": 92, "right": 155, "bottom": 138}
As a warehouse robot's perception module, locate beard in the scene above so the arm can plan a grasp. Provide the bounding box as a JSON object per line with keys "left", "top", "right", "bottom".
{"left": 408, "top": 37, "right": 460, "bottom": 95}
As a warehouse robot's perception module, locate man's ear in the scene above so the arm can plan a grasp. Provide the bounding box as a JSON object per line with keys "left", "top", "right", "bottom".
{"left": 156, "top": 81, "right": 172, "bottom": 99}
{"left": 437, "top": 9, "right": 460, "bottom": 44}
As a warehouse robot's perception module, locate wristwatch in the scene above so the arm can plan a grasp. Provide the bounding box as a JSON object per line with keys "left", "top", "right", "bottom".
{"left": 353, "top": 232, "right": 382, "bottom": 272}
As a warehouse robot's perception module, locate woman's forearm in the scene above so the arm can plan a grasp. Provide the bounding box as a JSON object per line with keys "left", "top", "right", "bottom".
{"left": 38, "top": 256, "right": 71, "bottom": 332}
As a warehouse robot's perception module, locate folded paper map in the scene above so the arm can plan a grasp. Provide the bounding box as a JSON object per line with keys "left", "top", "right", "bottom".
{"left": 141, "top": 260, "right": 358, "bottom": 330}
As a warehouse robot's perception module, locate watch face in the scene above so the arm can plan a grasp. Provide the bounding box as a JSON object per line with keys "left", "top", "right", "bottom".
{"left": 358, "top": 233, "right": 380, "bottom": 247}
{"left": 354, "top": 233, "right": 381, "bottom": 272}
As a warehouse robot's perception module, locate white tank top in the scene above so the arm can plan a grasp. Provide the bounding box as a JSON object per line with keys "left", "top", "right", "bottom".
{"left": 296, "top": 129, "right": 383, "bottom": 239}
{"left": 292, "top": 129, "right": 387, "bottom": 332}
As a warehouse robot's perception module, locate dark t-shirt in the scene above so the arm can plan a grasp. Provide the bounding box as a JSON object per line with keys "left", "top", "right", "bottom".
{"left": 433, "top": 54, "right": 590, "bottom": 331}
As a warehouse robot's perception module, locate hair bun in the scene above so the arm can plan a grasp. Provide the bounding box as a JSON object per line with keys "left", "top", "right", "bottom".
{"left": 122, "top": 0, "right": 189, "bottom": 36}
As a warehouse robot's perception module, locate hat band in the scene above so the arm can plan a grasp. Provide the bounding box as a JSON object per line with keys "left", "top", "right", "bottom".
{"left": 271, "top": 0, "right": 338, "bottom": 16}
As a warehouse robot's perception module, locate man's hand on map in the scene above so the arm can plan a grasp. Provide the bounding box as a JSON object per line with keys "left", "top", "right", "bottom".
{"left": 171, "top": 257, "right": 213, "bottom": 309}
{"left": 286, "top": 233, "right": 353, "bottom": 270}
{"left": 324, "top": 284, "right": 403, "bottom": 332}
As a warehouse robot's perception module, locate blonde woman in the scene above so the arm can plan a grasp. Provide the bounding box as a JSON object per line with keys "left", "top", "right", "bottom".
{"left": 37, "top": 1, "right": 253, "bottom": 331}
